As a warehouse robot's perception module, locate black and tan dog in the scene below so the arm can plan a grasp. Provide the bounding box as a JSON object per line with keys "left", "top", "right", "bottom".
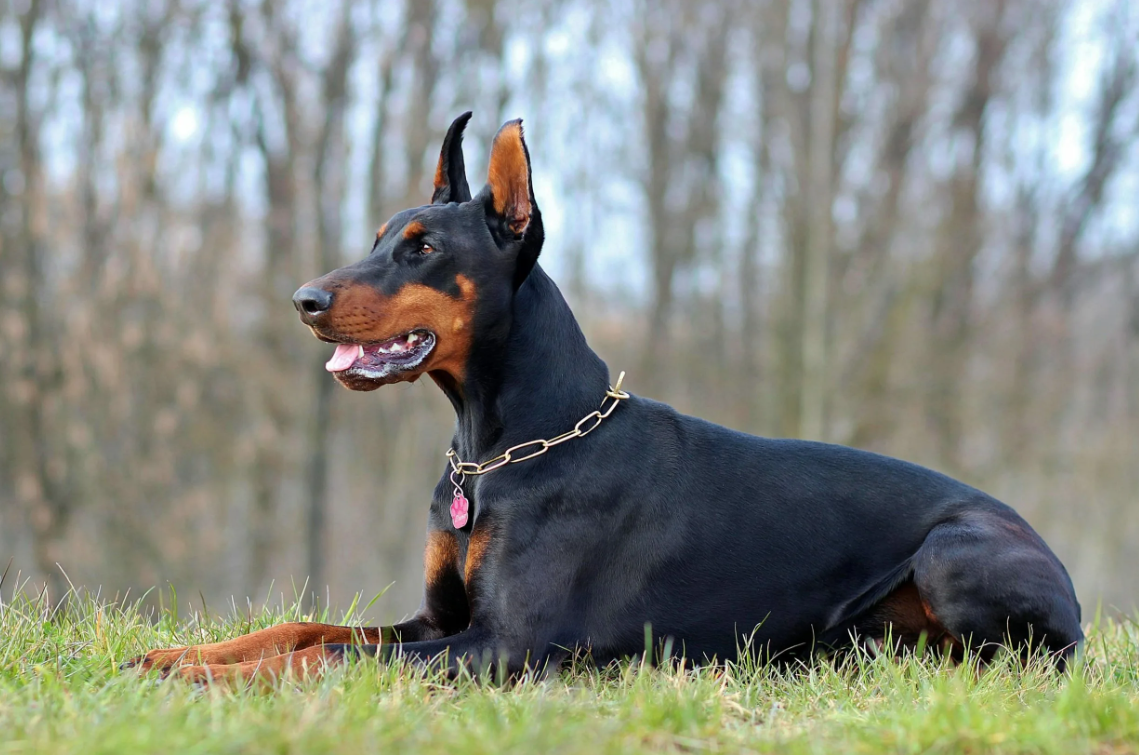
{"left": 128, "top": 113, "right": 1082, "bottom": 683}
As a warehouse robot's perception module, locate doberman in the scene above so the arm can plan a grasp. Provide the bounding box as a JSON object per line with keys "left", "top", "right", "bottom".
{"left": 127, "top": 113, "right": 1082, "bottom": 683}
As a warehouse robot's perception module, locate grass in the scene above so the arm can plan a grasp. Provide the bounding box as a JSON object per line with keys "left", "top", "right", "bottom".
{"left": 1, "top": 579, "right": 1137, "bottom": 755}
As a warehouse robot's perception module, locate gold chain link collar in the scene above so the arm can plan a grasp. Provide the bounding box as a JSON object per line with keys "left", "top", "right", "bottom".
{"left": 446, "top": 371, "right": 629, "bottom": 483}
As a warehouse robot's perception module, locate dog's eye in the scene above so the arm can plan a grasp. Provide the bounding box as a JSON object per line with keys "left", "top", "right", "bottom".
{"left": 419, "top": 242, "right": 434, "bottom": 255}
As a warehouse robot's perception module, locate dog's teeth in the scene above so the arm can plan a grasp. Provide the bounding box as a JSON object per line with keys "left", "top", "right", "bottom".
{"left": 407, "top": 333, "right": 418, "bottom": 344}
{"left": 358, "top": 345, "right": 365, "bottom": 359}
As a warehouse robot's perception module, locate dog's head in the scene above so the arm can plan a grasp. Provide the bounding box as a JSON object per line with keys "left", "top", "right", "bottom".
{"left": 293, "top": 113, "right": 542, "bottom": 392}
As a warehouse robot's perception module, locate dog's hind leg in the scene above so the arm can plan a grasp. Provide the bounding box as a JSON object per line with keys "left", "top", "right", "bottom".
{"left": 911, "top": 506, "right": 1083, "bottom": 668}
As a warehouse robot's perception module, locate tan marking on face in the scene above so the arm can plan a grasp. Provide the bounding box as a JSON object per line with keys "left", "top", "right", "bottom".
{"left": 465, "top": 524, "right": 494, "bottom": 584}
{"left": 377, "top": 223, "right": 387, "bottom": 239}
{"left": 425, "top": 529, "right": 459, "bottom": 590}
{"left": 487, "top": 121, "right": 531, "bottom": 236}
{"left": 403, "top": 220, "right": 426, "bottom": 240}
{"left": 308, "top": 273, "right": 477, "bottom": 384}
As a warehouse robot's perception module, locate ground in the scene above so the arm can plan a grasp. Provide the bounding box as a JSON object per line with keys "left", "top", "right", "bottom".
{"left": 1, "top": 583, "right": 1137, "bottom": 755}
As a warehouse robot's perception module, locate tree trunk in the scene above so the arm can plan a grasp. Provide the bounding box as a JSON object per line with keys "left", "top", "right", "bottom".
{"left": 926, "top": 3, "right": 1006, "bottom": 472}
{"left": 11, "top": 0, "right": 71, "bottom": 601}
{"left": 798, "top": 0, "right": 840, "bottom": 441}
{"left": 305, "top": 4, "right": 355, "bottom": 605}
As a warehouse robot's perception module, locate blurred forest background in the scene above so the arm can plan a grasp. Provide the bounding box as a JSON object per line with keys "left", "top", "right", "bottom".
{"left": 1, "top": 0, "right": 1138, "bottom": 622}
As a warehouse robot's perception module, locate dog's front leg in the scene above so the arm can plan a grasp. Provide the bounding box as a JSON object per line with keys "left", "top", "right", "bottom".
{"left": 127, "top": 527, "right": 472, "bottom": 676}
{"left": 350, "top": 626, "right": 554, "bottom": 679}
{"left": 122, "top": 615, "right": 453, "bottom": 674}
{"left": 172, "top": 518, "right": 581, "bottom": 684}
{"left": 170, "top": 626, "right": 549, "bottom": 684}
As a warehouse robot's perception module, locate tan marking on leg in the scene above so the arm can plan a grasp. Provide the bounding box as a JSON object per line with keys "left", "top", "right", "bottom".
{"left": 132, "top": 622, "right": 380, "bottom": 671}
{"left": 176, "top": 644, "right": 337, "bottom": 686}
{"left": 425, "top": 529, "right": 460, "bottom": 589}
{"left": 867, "top": 582, "right": 955, "bottom": 651}
{"left": 464, "top": 524, "right": 494, "bottom": 584}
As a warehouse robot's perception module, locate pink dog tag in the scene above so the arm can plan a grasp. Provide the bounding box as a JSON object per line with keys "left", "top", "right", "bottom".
{"left": 450, "top": 493, "right": 469, "bottom": 528}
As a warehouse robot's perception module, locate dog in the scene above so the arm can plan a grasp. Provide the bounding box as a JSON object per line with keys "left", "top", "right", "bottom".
{"left": 127, "top": 113, "right": 1082, "bottom": 683}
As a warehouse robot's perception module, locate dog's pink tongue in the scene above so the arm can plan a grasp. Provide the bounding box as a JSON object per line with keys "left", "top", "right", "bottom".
{"left": 325, "top": 344, "right": 359, "bottom": 373}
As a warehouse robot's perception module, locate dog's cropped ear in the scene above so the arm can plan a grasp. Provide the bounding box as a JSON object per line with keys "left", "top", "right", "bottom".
{"left": 485, "top": 119, "right": 532, "bottom": 239}
{"left": 432, "top": 111, "right": 473, "bottom": 204}
{"left": 483, "top": 119, "right": 543, "bottom": 287}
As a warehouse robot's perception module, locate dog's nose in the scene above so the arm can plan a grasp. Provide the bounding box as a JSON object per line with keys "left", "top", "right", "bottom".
{"left": 293, "top": 286, "right": 333, "bottom": 318}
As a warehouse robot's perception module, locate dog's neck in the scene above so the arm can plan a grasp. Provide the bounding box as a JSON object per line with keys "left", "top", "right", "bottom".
{"left": 435, "top": 265, "right": 610, "bottom": 464}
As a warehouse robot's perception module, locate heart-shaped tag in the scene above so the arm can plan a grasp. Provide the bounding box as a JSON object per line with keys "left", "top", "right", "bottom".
{"left": 450, "top": 493, "right": 469, "bottom": 528}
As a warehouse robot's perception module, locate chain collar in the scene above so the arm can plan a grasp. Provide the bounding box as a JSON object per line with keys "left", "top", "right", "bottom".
{"left": 444, "top": 372, "right": 629, "bottom": 527}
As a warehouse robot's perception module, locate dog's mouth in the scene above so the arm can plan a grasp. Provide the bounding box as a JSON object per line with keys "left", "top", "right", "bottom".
{"left": 323, "top": 330, "right": 437, "bottom": 381}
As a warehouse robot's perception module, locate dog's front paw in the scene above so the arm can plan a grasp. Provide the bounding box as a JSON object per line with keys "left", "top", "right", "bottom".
{"left": 172, "top": 664, "right": 225, "bottom": 685}
{"left": 121, "top": 647, "right": 190, "bottom": 674}
{"left": 172, "top": 661, "right": 280, "bottom": 687}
